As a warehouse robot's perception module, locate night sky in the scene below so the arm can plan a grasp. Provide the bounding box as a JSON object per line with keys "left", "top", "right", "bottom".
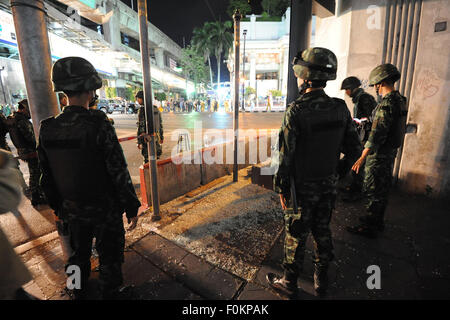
{"left": 120, "top": 0, "right": 264, "bottom": 82}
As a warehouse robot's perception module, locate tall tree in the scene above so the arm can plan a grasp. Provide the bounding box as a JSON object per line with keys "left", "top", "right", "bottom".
{"left": 261, "top": 0, "right": 289, "bottom": 16}
{"left": 180, "top": 45, "right": 209, "bottom": 98}
{"left": 208, "top": 20, "right": 233, "bottom": 89}
{"left": 227, "top": 0, "right": 251, "bottom": 19}
{"left": 191, "top": 23, "right": 214, "bottom": 89}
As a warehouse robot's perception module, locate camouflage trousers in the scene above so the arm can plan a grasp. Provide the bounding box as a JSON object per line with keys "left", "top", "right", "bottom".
{"left": 283, "top": 176, "right": 338, "bottom": 276}
{"left": 25, "top": 157, "right": 45, "bottom": 200}
{"left": 62, "top": 203, "right": 125, "bottom": 296}
{"left": 362, "top": 151, "right": 396, "bottom": 225}
{"left": 141, "top": 134, "right": 162, "bottom": 163}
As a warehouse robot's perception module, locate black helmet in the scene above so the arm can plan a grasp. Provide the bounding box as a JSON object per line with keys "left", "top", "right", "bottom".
{"left": 135, "top": 90, "right": 144, "bottom": 99}
{"left": 341, "top": 76, "right": 361, "bottom": 90}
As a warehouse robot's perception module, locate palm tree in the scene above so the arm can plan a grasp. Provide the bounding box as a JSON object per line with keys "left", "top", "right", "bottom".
{"left": 191, "top": 23, "right": 214, "bottom": 89}
{"left": 208, "top": 21, "right": 233, "bottom": 89}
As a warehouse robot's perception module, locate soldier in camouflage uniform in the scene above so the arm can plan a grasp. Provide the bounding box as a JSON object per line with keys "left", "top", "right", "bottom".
{"left": 7, "top": 100, "right": 46, "bottom": 206}
{"left": 347, "top": 64, "right": 407, "bottom": 239}
{"left": 136, "top": 91, "right": 163, "bottom": 162}
{"left": 37, "top": 57, "right": 141, "bottom": 299}
{"left": 266, "top": 48, "right": 362, "bottom": 298}
{"left": 340, "top": 76, "right": 377, "bottom": 201}
{"left": 0, "top": 112, "right": 10, "bottom": 151}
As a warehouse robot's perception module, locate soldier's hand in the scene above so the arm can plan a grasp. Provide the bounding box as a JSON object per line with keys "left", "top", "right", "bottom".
{"left": 137, "top": 144, "right": 143, "bottom": 150}
{"left": 127, "top": 216, "right": 138, "bottom": 231}
{"left": 280, "top": 194, "right": 288, "bottom": 210}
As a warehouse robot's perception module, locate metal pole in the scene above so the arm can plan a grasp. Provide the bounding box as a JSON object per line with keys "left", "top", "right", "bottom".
{"left": 0, "top": 67, "right": 7, "bottom": 104}
{"left": 138, "top": 0, "right": 160, "bottom": 220}
{"left": 241, "top": 30, "right": 247, "bottom": 111}
{"left": 287, "top": 0, "right": 312, "bottom": 104}
{"left": 10, "top": 0, "right": 59, "bottom": 137}
{"left": 233, "top": 10, "right": 241, "bottom": 182}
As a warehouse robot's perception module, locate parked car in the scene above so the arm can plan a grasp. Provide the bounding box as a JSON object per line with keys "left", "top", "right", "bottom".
{"left": 97, "top": 98, "right": 113, "bottom": 114}
{"left": 108, "top": 99, "right": 126, "bottom": 113}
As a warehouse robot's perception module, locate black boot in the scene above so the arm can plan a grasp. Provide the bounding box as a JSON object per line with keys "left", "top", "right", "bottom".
{"left": 266, "top": 271, "right": 298, "bottom": 299}
{"left": 313, "top": 264, "right": 328, "bottom": 297}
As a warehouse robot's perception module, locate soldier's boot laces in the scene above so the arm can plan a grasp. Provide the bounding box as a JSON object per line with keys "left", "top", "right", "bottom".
{"left": 313, "top": 265, "right": 329, "bottom": 297}
{"left": 266, "top": 272, "right": 298, "bottom": 299}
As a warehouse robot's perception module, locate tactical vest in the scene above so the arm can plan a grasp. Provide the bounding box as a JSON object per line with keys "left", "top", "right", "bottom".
{"left": 6, "top": 114, "right": 34, "bottom": 150}
{"left": 294, "top": 97, "right": 348, "bottom": 181}
{"left": 39, "top": 112, "right": 114, "bottom": 205}
{"left": 387, "top": 95, "right": 407, "bottom": 149}
{"left": 139, "top": 106, "right": 161, "bottom": 133}
{"left": 376, "top": 92, "right": 408, "bottom": 151}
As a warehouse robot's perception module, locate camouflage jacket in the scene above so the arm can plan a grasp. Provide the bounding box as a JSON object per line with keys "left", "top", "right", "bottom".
{"left": 274, "top": 90, "right": 362, "bottom": 196}
{"left": 137, "top": 105, "right": 163, "bottom": 145}
{"left": 37, "top": 105, "right": 141, "bottom": 219}
{"left": 352, "top": 88, "right": 377, "bottom": 120}
{"left": 0, "top": 113, "right": 10, "bottom": 151}
{"left": 9, "top": 111, "right": 36, "bottom": 156}
{"left": 364, "top": 91, "right": 407, "bottom": 154}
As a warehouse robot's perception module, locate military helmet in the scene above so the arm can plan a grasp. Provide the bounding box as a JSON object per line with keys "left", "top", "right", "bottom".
{"left": 18, "top": 99, "right": 28, "bottom": 109}
{"left": 292, "top": 47, "right": 337, "bottom": 81}
{"left": 135, "top": 90, "right": 144, "bottom": 99}
{"left": 51, "top": 57, "right": 102, "bottom": 92}
{"left": 341, "top": 76, "right": 361, "bottom": 90}
{"left": 368, "top": 63, "right": 401, "bottom": 86}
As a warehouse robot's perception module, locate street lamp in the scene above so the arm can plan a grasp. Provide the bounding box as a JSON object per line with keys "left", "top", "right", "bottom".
{"left": 241, "top": 29, "right": 247, "bottom": 111}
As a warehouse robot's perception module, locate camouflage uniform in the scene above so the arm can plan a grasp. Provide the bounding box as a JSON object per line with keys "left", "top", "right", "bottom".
{"left": 267, "top": 46, "right": 362, "bottom": 299}
{"left": 0, "top": 113, "right": 10, "bottom": 151}
{"left": 8, "top": 109, "right": 45, "bottom": 204}
{"left": 362, "top": 90, "right": 406, "bottom": 226}
{"left": 137, "top": 104, "right": 163, "bottom": 162}
{"left": 275, "top": 90, "right": 362, "bottom": 276}
{"left": 347, "top": 63, "right": 407, "bottom": 238}
{"left": 38, "top": 57, "right": 141, "bottom": 299}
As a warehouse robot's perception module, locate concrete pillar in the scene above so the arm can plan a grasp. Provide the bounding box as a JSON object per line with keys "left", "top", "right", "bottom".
{"left": 154, "top": 47, "right": 165, "bottom": 69}
{"left": 103, "top": 0, "right": 122, "bottom": 50}
{"left": 250, "top": 55, "right": 256, "bottom": 89}
{"left": 11, "top": 0, "right": 59, "bottom": 137}
{"left": 250, "top": 14, "right": 256, "bottom": 39}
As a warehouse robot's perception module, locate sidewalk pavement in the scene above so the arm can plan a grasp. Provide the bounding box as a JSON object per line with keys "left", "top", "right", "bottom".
{"left": 14, "top": 167, "right": 450, "bottom": 300}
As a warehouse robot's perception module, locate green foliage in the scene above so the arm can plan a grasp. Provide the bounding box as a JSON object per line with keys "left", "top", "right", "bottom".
{"left": 245, "top": 87, "right": 256, "bottom": 97}
{"left": 125, "top": 86, "right": 136, "bottom": 101}
{"left": 207, "top": 21, "right": 233, "bottom": 85}
{"left": 269, "top": 89, "right": 282, "bottom": 97}
{"left": 180, "top": 45, "right": 210, "bottom": 96}
{"left": 261, "top": 0, "right": 289, "bottom": 17}
{"left": 191, "top": 22, "right": 215, "bottom": 88}
{"left": 105, "top": 87, "right": 117, "bottom": 99}
{"left": 154, "top": 92, "right": 167, "bottom": 102}
{"left": 227, "top": 0, "right": 251, "bottom": 18}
